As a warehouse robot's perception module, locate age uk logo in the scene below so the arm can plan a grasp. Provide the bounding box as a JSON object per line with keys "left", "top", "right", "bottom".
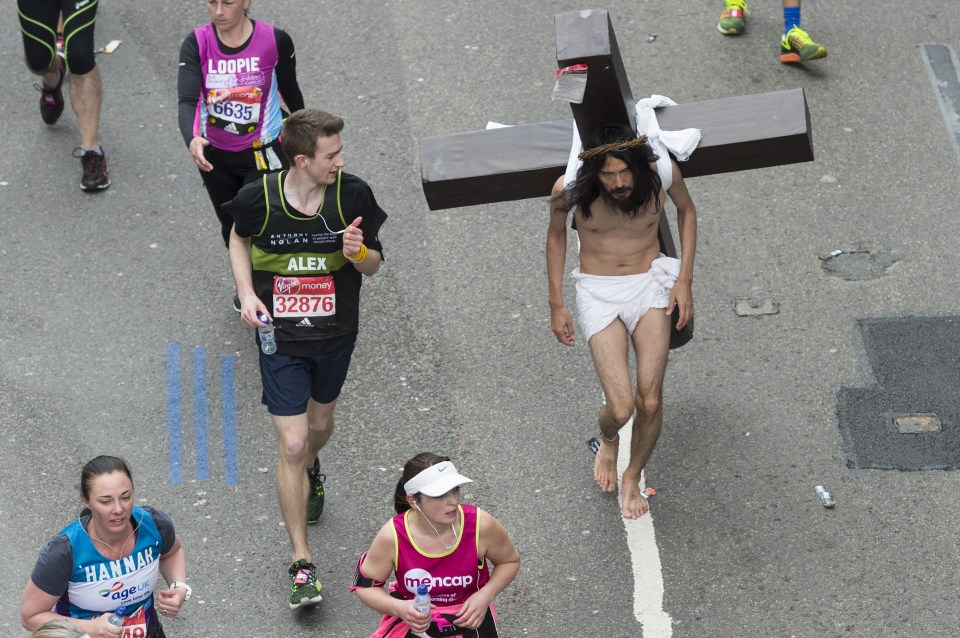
{"left": 99, "top": 581, "right": 125, "bottom": 597}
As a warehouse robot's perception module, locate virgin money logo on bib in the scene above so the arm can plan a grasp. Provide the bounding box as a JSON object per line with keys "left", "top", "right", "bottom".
{"left": 275, "top": 277, "right": 301, "bottom": 295}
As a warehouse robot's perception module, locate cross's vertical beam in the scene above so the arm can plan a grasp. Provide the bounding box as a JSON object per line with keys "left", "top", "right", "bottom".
{"left": 556, "top": 9, "right": 636, "bottom": 139}
{"left": 555, "top": 8, "right": 689, "bottom": 346}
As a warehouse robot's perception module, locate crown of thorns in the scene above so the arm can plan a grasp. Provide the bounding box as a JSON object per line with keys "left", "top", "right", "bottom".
{"left": 577, "top": 135, "right": 649, "bottom": 161}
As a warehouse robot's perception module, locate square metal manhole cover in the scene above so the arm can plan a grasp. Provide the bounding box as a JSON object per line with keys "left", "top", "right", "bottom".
{"left": 734, "top": 298, "right": 779, "bottom": 317}
{"left": 837, "top": 317, "right": 960, "bottom": 470}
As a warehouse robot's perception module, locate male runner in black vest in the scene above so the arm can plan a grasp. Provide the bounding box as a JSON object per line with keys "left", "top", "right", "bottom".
{"left": 226, "top": 109, "right": 387, "bottom": 609}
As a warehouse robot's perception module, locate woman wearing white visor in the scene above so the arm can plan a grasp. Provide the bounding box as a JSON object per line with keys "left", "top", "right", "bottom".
{"left": 351, "top": 453, "right": 520, "bottom": 637}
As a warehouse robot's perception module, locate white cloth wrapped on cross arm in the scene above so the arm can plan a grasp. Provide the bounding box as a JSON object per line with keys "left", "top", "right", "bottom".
{"left": 563, "top": 94, "right": 701, "bottom": 191}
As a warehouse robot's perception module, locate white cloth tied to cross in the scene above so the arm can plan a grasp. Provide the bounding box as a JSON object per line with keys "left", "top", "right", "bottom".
{"left": 563, "top": 94, "right": 702, "bottom": 191}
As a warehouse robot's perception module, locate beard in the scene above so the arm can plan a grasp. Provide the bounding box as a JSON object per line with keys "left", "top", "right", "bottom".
{"left": 598, "top": 184, "right": 643, "bottom": 216}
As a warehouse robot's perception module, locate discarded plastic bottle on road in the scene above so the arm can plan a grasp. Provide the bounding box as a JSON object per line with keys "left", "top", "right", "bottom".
{"left": 257, "top": 312, "right": 277, "bottom": 355}
{"left": 815, "top": 485, "right": 835, "bottom": 508}
{"left": 107, "top": 604, "right": 127, "bottom": 627}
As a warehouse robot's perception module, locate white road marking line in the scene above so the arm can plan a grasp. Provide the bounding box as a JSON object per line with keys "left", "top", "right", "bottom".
{"left": 617, "top": 420, "right": 673, "bottom": 636}
{"left": 577, "top": 217, "right": 670, "bottom": 633}
{"left": 921, "top": 43, "right": 960, "bottom": 159}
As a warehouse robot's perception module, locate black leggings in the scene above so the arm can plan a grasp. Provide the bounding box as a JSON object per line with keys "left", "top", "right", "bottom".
{"left": 148, "top": 616, "right": 166, "bottom": 638}
{"left": 199, "top": 139, "right": 289, "bottom": 247}
{"left": 18, "top": 0, "right": 98, "bottom": 75}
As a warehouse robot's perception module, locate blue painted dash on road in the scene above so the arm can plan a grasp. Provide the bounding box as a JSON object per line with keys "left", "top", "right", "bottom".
{"left": 166, "top": 344, "right": 183, "bottom": 484}
{"left": 221, "top": 355, "right": 239, "bottom": 485}
{"left": 193, "top": 347, "right": 209, "bottom": 481}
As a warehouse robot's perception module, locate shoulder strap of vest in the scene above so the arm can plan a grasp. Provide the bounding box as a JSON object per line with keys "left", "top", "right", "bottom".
{"left": 392, "top": 512, "right": 403, "bottom": 568}
{"left": 335, "top": 171, "right": 347, "bottom": 228}
{"left": 254, "top": 171, "right": 280, "bottom": 237}
{"left": 473, "top": 506, "right": 484, "bottom": 566}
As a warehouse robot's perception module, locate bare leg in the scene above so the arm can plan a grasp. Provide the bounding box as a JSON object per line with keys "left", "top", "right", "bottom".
{"left": 68, "top": 65, "right": 102, "bottom": 149}
{"left": 621, "top": 308, "right": 671, "bottom": 519}
{"left": 588, "top": 320, "right": 635, "bottom": 493}
{"left": 37, "top": 55, "right": 63, "bottom": 88}
{"left": 273, "top": 399, "right": 337, "bottom": 562}
{"left": 305, "top": 398, "right": 336, "bottom": 470}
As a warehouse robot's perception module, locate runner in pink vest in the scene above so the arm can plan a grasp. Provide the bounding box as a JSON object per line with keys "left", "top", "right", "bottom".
{"left": 352, "top": 453, "right": 520, "bottom": 637}
{"left": 178, "top": 0, "right": 305, "bottom": 311}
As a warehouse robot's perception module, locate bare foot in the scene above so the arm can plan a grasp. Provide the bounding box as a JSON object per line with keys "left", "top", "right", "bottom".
{"left": 621, "top": 480, "right": 650, "bottom": 519}
{"left": 593, "top": 436, "right": 618, "bottom": 493}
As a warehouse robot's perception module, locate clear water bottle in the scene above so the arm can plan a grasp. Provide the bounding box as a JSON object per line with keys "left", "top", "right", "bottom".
{"left": 411, "top": 584, "right": 431, "bottom": 637}
{"left": 257, "top": 312, "right": 277, "bottom": 355}
{"left": 413, "top": 583, "right": 431, "bottom": 614}
{"left": 107, "top": 604, "right": 127, "bottom": 627}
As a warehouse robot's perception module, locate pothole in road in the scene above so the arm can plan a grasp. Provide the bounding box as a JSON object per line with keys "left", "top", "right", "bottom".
{"left": 819, "top": 246, "right": 902, "bottom": 281}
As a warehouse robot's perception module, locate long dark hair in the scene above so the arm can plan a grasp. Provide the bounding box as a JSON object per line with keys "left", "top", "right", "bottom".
{"left": 79, "top": 456, "right": 133, "bottom": 518}
{"left": 555, "top": 124, "right": 662, "bottom": 219}
{"left": 393, "top": 452, "right": 450, "bottom": 514}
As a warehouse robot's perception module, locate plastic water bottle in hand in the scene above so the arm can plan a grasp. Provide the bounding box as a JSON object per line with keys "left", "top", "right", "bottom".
{"left": 107, "top": 604, "right": 127, "bottom": 627}
{"left": 257, "top": 311, "right": 277, "bottom": 355}
{"left": 413, "top": 583, "right": 431, "bottom": 614}
{"left": 410, "top": 583, "right": 432, "bottom": 637}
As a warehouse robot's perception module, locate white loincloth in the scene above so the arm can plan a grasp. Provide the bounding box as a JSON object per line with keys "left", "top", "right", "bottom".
{"left": 573, "top": 255, "right": 680, "bottom": 343}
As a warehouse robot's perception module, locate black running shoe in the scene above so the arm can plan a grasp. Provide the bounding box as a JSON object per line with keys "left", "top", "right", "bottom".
{"left": 36, "top": 70, "right": 65, "bottom": 125}
{"left": 74, "top": 148, "right": 111, "bottom": 191}
{"left": 232, "top": 294, "right": 242, "bottom": 312}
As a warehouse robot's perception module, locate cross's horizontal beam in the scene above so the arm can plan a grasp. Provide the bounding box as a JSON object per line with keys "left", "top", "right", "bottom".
{"left": 419, "top": 88, "right": 812, "bottom": 210}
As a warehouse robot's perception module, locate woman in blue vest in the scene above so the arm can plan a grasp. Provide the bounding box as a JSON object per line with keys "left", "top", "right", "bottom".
{"left": 20, "top": 456, "right": 189, "bottom": 638}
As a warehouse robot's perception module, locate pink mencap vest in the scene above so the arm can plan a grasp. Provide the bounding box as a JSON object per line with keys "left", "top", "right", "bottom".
{"left": 393, "top": 504, "right": 491, "bottom": 606}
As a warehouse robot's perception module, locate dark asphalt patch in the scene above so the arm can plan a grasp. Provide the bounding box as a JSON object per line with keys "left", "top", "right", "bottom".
{"left": 838, "top": 316, "right": 960, "bottom": 470}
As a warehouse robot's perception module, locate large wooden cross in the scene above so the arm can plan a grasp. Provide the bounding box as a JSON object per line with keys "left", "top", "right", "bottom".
{"left": 419, "top": 8, "right": 813, "bottom": 347}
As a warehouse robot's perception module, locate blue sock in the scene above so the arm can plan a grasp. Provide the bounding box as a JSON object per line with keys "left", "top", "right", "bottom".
{"left": 784, "top": 6, "right": 800, "bottom": 33}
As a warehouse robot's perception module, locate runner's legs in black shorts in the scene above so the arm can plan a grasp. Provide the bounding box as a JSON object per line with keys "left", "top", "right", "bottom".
{"left": 18, "top": 0, "right": 110, "bottom": 191}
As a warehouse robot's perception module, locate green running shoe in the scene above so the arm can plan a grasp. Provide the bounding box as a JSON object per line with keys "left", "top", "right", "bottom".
{"left": 717, "top": 0, "right": 748, "bottom": 35}
{"left": 306, "top": 456, "right": 325, "bottom": 524}
{"left": 780, "top": 26, "right": 827, "bottom": 63}
{"left": 288, "top": 559, "right": 323, "bottom": 609}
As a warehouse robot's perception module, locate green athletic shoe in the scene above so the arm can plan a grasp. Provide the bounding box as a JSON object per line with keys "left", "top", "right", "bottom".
{"left": 288, "top": 559, "right": 323, "bottom": 609}
{"left": 717, "top": 0, "right": 748, "bottom": 35}
{"left": 780, "top": 26, "right": 827, "bottom": 63}
{"left": 306, "top": 456, "right": 325, "bottom": 524}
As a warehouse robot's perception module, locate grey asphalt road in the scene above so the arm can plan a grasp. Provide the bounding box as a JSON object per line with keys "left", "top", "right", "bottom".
{"left": 2, "top": 1, "right": 959, "bottom": 637}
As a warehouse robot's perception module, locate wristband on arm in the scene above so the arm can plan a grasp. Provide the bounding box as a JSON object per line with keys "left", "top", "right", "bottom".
{"left": 347, "top": 243, "right": 368, "bottom": 263}
{"left": 169, "top": 582, "right": 192, "bottom": 600}
{"left": 350, "top": 552, "right": 386, "bottom": 591}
